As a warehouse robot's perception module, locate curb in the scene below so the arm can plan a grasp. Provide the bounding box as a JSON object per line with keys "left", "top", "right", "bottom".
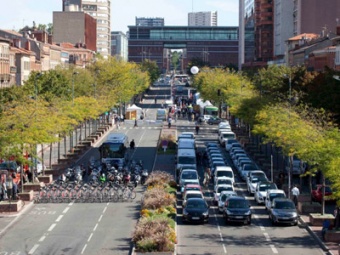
{"left": 298, "top": 216, "right": 334, "bottom": 255}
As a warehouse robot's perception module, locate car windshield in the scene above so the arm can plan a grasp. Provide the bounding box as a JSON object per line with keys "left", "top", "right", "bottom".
{"left": 186, "top": 187, "right": 200, "bottom": 192}
{"left": 178, "top": 157, "right": 196, "bottom": 164}
{"left": 228, "top": 200, "right": 249, "bottom": 209}
{"left": 259, "top": 183, "right": 276, "bottom": 191}
{"left": 182, "top": 171, "right": 198, "bottom": 180}
{"left": 186, "top": 194, "right": 202, "bottom": 200}
{"left": 274, "top": 201, "right": 295, "bottom": 209}
{"left": 217, "top": 179, "right": 232, "bottom": 185}
{"left": 218, "top": 186, "right": 233, "bottom": 193}
{"left": 244, "top": 164, "right": 258, "bottom": 170}
{"left": 252, "top": 176, "right": 267, "bottom": 183}
{"left": 186, "top": 200, "right": 207, "bottom": 209}
{"left": 269, "top": 193, "right": 285, "bottom": 201}
{"left": 217, "top": 171, "right": 233, "bottom": 178}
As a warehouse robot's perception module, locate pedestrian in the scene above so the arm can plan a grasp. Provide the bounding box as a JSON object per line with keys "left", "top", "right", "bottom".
{"left": 155, "top": 98, "right": 157, "bottom": 104}
{"left": 322, "top": 219, "right": 331, "bottom": 240}
{"left": 195, "top": 124, "right": 200, "bottom": 135}
{"left": 203, "top": 167, "right": 211, "bottom": 187}
{"left": 6, "top": 173, "right": 13, "bottom": 200}
{"left": 134, "top": 119, "right": 138, "bottom": 127}
{"left": 168, "top": 117, "right": 172, "bottom": 128}
{"left": 291, "top": 184, "right": 300, "bottom": 206}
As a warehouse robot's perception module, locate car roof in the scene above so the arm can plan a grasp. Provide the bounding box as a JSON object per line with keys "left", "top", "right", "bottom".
{"left": 185, "top": 190, "right": 203, "bottom": 195}
{"left": 184, "top": 183, "right": 201, "bottom": 188}
{"left": 220, "top": 190, "right": 237, "bottom": 195}
{"left": 227, "top": 196, "right": 247, "bottom": 201}
{"left": 273, "top": 198, "right": 293, "bottom": 203}
{"left": 186, "top": 197, "right": 206, "bottom": 202}
{"left": 215, "top": 166, "right": 233, "bottom": 171}
{"left": 267, "top": 189, "right": 285, "bottom": 194}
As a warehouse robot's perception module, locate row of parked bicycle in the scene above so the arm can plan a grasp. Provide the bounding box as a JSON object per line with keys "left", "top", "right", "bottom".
{"left": 34, "top": 180, "right": 137, "bottom": 203}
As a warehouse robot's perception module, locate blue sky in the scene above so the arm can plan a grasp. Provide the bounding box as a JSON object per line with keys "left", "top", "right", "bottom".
{"left": 0, "top": 0, "right": 238, "bottom": 33}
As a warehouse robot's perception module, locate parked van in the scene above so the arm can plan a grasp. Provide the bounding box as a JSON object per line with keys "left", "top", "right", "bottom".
{"left": 176, "top": 148, "right": 197, "bottom": 178}
{"left": 177, "top": 138, "right": 196, "bottom": 150}
{"left": 156, "top": 108, "right": 167, "bottom": 121}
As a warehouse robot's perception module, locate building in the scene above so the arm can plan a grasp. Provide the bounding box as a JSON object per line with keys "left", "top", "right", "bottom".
{"left": 62, "top": 0, "right": 111, "bottom": 59}
{"left": 135, "top": 17, "right": 164, "bottom": 27}
{"left": 53, "top": 12, "right": 97, "bottom": 52}
{"left": 128, "top": 25, "right": 238, "bottom": 73}
{"left": 111, "top": 31, "right": 128, "bottom": 61}
{"left": 188, "top": 11, "right": 217, "bottom": 26}
{"left": 0, "top": 37, "right": 14, "bottom": 87}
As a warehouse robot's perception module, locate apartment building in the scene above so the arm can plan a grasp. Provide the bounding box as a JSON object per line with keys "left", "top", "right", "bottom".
{"left": 136, "top": 17, "right": 164, "bottom": 27}
{"left": 111, "top": 31, "right": 128, "bottom": 61}
{"left": 188, "top": 11, "right": 217, "bottom": 26}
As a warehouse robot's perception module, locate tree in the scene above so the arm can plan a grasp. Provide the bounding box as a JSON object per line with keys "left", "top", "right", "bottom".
{"left": 139, "top": 59, "right": 160, "bottom": 85}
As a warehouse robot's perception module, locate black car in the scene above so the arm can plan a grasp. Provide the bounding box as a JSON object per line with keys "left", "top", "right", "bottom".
{"left": 269, "top": 198, "right": 298, "bottom": 226}
{"left": 207, "top": 117, "right": 222, "bottom": 125}
{"left": 223, "top": 196, "right": 251, "bottom": 225}
{"left": 182, "top": 197, "right": 210, "bottom": 224}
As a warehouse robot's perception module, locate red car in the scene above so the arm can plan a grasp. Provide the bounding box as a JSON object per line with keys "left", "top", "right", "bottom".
{"left": 311, "top": 185, "right": 334, "bottom": 202}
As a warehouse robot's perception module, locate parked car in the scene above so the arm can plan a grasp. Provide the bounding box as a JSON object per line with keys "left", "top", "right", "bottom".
{"left": 179, "top": 169, "right": 200, "bottom": 193}
{"left": 214, "top": 177, "right": 233, "bottom": 191}
{"left": 183, "top": 190, "right": 204, "bottom": 206}
{"left": 254, "top": 181, "right": 278, "bottom": 205}
{"left": 207, "top": 117, "right": 222, "bottom": 125}
{"left": 311, "top": 185, "right": 334, "bottom": 203}
{"left": 225, "top": 139, "right": 239, "bottom": 151}
{"left": 182, "top": 197, "right": 210, "bottom": 224}
{"left": 269, "top": 198, "right": 298, "bottom": 226}
{"left": 247, "top": 175, "right": 268, "bottom": 195}
{"left": 217, "top": 190, "right": 237, "bottom": 213}
{"left": 182, "top": 183, "right": 202, "bottom": 199}
{"left": 214, "top": 166, "right": 234, "bottom": 185}
{"left": 223, "top": 196, "right": 252, "bottom": 225}
{"left": 265, "top": 189, "right": 286, "bottom": 210}
{"left": 240, "top": 163, "right": 261, "bottom": 181}
{"left": 214, "top": 184, "right": 234, "bottom": 205}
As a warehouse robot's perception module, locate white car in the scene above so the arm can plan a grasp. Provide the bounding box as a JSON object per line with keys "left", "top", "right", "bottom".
{"left": 183, "top": 190, "right": 204, "bottom": 207}
{"left": 254, "top": 182, "right": 278, "bottom": 205}
{"left": 214, "top": 184, "right": 234, "bottom": 205}
{"left": 214, "top": 166, "right": 234, "bottom": 185}
{"left": 214, "top": 177, "right": 234, "bottom": 191}
{"left": 217, "top": 190, "right": 237, "bottom": 213}
{"left": 265, "top": 189, "right": 286, "bottom": 210}
{"left": 179, "top": 169, "right": 200, "bottom": 193}
{"left": 225, "top": 140, "right": 239, "bottom": 151}
{"left": 247, "top": 175, "right": 268, "bottom": 195}
{"left": 240, "top": 163, "right": 260, "bottom": 181}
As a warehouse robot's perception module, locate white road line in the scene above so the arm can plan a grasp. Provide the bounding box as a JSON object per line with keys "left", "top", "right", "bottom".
{"left": 263, "top": 232, "right": 271, "bottom": 242}
{"left": 217, "top": 225, "right": 221, "bottom": 231}
{"left": 81, "top": 244, "right": 87, "bottom": 254}
{"left": 38, "top": 235, "right": 46, "bottom": 242}
{"left": 260, "top": 225, "right": 265, "bottom": 231}
{"left": 48, "top": 223, "right": 56, "bottom": 232}
{"left": 88, "top": 233, "right": 93, "bottom": 242}
{"left": 103, "top": 207, "right": 107, "bottom": 213}
{"left": 68, "top": 202, "right": 74, "bottom": 206}
{"left": 270, "top": 244, "right": 278, "bottom": 254}
{"left": 63, "top": 207, "right": 70, "bottom": 214}
{"left": 219, "top": 232, "right": 223, "bottom": 241}
{"left": 98, "top": 215, "right": 103, "bottom": 222}
{"left": 254, "top": 214, "right": 259, "bottom": 219}
{"left": 28, "top": 244, "right": 39, "bottom": 254}
{"left": 56, "top": 215, "right": 63, "bottom": 222}
{"left": 222, "top": 244, "right": 227, "bottom": 254}
{"left": 93, "top": 223, "right": 98, "bottom": 231}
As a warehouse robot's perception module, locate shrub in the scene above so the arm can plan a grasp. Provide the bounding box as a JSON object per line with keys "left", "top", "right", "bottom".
{"left": 132, "top": 216, "right": 175, "bottom": 252}
{"left": 145, "top": 171, "right": 174, "bottom": 187}
{"left": 142, "top": 187, "right": 176, "bottom": 210}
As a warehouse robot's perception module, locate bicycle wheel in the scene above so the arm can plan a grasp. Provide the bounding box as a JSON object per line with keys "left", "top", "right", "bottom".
{"left": 129, "top": 190, "right": 137, "bottom": 200}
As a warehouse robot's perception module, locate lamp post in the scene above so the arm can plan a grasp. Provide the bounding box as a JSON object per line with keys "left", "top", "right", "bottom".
{"left": 72, "top": 71, "right": 79, "bottom": 106}
{"left": 33, "top": 72, "right": 41, "bottom": 181}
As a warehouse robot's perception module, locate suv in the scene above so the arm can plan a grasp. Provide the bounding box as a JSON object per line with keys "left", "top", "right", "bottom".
{"left": 223, "top": 196, "right": 252, "bottom": 225}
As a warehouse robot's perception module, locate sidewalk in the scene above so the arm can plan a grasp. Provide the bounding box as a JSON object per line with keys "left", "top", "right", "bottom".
{"left": 299, "top": 214, "right": 339, "bottom": 255}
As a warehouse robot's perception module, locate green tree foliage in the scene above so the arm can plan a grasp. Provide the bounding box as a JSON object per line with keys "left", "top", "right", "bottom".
{"left": 139, "top": 59, "right": 160, "bottom": 85}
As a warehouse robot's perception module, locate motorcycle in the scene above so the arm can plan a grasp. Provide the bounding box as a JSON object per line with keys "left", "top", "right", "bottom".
{"left": 141, "top": 169, "right": 149, "bottom": 185}
{"left": 123, "top": 171, "right": 131, "bottom": 186}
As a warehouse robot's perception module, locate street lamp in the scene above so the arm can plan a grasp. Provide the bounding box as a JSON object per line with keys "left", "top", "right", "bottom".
{"left": 72, "top": 71, "right": 79, "bottom": 106}
{"left": 33, "top": 72, "right": 42, "bottom": 181}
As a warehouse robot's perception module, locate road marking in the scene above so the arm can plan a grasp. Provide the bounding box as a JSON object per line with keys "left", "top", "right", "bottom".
{"left": 219, "top": 232, "right": 223, "bottom": 241}
{"left": 263, "top": 232, "right": 271, "bottom": 242}
{"left": 28, "top": 244, "right": 39, "bottom": 254}
{"left": 254, "top": 214, "right": 259, "bottom": 219}
{"left": 48, "top": 223, "right": 56, "bottom": 232}
{"left": 56, "top": 215, "right": 63, "bottom": 222}
{"left": 260, "top": 225, "right": 265, "bottom": 231}
{"left": 81, "top": 244, "right": 87, "bottom": 254}
{"left": 38, "top": 235, "right": 46, "bottom": 242}
{"left": 103, "top": 207, "right": 107, "bottom": 213}
{"left": 217, "top": 225, "right": 221, "bottom": 231}
{"left": 88, "top": 233, "right": 93, "bottom": 242}
{"left": 68, "top": 202, "right": 74, "bottom": 206}
{"left": 98, "top": 215, "right": 103, "bottom": 222}
{"left": 63, "top": 207, "right": 70, "bottom": 214}
{"left": 93, "top": 223, "right": 98, "bottom": 231}
{"left": 223, "top": 244, "right": 227, "bottom": 254}
{"left": 270, "top": 244, "right": 278, "bottom": 254}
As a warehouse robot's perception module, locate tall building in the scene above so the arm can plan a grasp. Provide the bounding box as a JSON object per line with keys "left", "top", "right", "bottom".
{"left": 274, "top": 0, "right": 294, "bottom": 59}
{"left": 293, "top": 0, "right": 340, "bottom": 36}
{"left": 135, "top": 17, "right": 164, "bottom": 27}
{"left": 111, "top": 31, "right": 128, "bottom": 61}
{"left": 62, "top": 0, "right": 111, "bottom": 58}
{"left": 188, "top": 11, "right": 217, "bottom": 26}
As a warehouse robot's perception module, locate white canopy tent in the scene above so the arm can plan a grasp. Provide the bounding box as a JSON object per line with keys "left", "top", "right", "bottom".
{"left": 125, "top": 104, "right": 143, "bottom": 120}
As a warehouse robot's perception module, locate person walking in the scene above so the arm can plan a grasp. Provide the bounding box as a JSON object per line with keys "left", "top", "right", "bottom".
{"left": 168, "top": 117, "right": 172, "bottom": 128}
{"left": 195, "top": 124, "right": 200, "bottom": 135}
{"left": 203, "top": 167, "right": 212, "bottom": 187}
{"left": 291, "top": 184, "right": 300, "bottom": 206}
{"left": 134, "top": 119, "right": 138, "bottom": 127}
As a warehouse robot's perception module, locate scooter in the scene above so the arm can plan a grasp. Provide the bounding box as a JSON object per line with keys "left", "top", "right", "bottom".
{"left": 141, "top": 169, "right": 149, "bottom": 185}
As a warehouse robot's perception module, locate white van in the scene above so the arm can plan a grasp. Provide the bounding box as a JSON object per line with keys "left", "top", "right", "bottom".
{"left": 214, "top": 166, "right": 234, "bottom": 185}
{"left": 177, "top": 138, "right": 196, "bottom": 150}
{"left": 218, "top": 131, "right": 236, "bottom": 146}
